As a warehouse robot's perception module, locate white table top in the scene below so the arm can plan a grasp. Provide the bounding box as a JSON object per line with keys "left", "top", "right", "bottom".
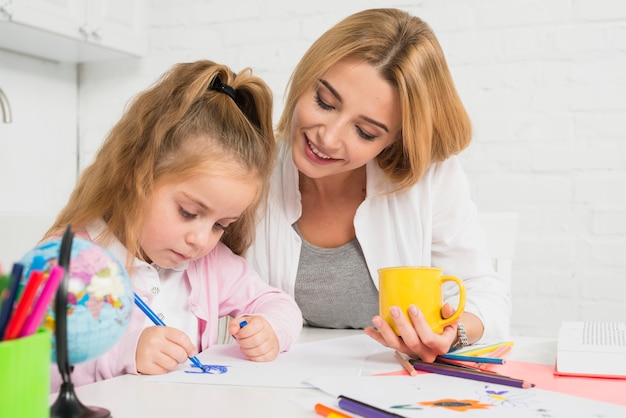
{"left": 49, "top": 328, "right": 557, "bottom": 418}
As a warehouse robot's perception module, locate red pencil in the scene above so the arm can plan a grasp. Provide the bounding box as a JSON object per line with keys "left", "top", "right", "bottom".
{"left": 2, "top": 270, "right": 46, "bottom": 340}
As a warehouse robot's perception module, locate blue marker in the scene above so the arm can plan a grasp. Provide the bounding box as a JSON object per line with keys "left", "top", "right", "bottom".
{"left": 133, "top": 292, "right": 206, "bottom": 371}
{"left": 230, "top": 319, "right": 248, "bottom": 340}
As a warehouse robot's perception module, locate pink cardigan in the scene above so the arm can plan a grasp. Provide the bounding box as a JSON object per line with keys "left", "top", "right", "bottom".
{"left": 50, "top": 224, "right": 302, "bottom": 392}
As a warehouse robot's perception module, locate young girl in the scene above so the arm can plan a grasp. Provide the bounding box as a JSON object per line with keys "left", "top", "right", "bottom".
{"left": 45, "top": 60, "right": 302, "bottom": 391}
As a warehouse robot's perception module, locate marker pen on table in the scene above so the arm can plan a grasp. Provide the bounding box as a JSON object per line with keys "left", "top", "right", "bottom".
{"left": 314, "top": 403, "right": 352, "bottom": 418}
{"left": 338, "top": 395, "right": 406, "bottom": 418}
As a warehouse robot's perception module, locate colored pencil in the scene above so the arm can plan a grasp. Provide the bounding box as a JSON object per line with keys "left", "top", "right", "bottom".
{"left": 411, "top": 358, "right": 534, "bottom": 389}
{"left": 486, "top": 344, "right": 512, "bottom": 358}
{"left": 0, "top": 273, "right": 9, "bottom": 295}
{"left": 435, "top": 357, "right": 495, "bottom": 372}
{"left": 133, "top": 292, "right": 206, "bottom": 370}
{"left": 338, "top": 395, "right": 405, "bottom": 418}
{"left": 314, "top": 403, "right": 353, "bottom": 418}
{"left": 438, "top": 353, "right": 505, "bottom": 364}
{"left": 3, "top": 269, "right": 46, "bottom": 340}
{"left": 453, "top": 341, "right": 514, "bottom": 357}
{"left": 0, "top": 263, "right": 24, "bottom": 339}
{"left": 413, "top": 358, "right": 509, "bottom": 378}
{"left": 18, "top": 266, "right": 65, "bottom": 337}
{"left": 394, "top": 350, "right": 418, "bottom": 376}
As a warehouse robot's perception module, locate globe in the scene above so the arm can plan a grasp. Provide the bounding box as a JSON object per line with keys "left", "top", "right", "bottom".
{"left": 19, "top": 236, "right": 133, "bottom": 366}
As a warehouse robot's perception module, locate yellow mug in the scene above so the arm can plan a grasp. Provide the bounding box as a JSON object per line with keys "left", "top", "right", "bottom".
{"left": 378, "top": 266, "right": 466, "bottom": 335}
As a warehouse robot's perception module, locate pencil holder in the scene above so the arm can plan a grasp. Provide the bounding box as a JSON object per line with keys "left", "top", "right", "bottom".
{"left": 0, "top": 329, "right": 51, "bottom": 418}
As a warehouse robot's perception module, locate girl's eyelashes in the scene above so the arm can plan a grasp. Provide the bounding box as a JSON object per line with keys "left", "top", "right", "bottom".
{"left": 178, "top": 203, "right": 233, "bottom": 231}
{"left": 178, "top": 206, "right": 197, "bottom": 219}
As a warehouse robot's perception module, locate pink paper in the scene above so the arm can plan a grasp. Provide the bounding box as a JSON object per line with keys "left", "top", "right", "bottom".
{"left": 497, "top": 360, "right": 626, "bottom": 406}
{"left": 379, "top": 361, "right": 626, "bottom": 406}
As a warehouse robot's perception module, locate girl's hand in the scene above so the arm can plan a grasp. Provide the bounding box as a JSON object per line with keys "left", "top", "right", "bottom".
{"left": 364, "top": 303, "right": 458, "bottom": 362}
{"left": 136, "top": 326, "right": 197, "bottom": 374}
{"left": 229, "top": 315, "right": 279, "bottom": 362}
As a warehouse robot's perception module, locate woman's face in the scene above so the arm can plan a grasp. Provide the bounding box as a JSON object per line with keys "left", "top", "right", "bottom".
{"left": 291, "top": 59, "right": 402, "bottom": 179}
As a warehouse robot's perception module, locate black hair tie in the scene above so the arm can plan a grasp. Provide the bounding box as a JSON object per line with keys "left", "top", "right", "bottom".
{"left": 209, "top": 77, "right": 237, "bottom": 102}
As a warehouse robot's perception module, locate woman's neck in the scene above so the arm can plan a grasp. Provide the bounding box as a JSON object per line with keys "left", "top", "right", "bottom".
{"left": 296, "top": 166, "right": 367, "bottom": 248}
{"left": 298, "top": 166, "right": 366, "bottom": 200}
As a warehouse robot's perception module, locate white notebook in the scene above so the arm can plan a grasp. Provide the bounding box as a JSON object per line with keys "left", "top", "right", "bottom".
{"left": 556, "top": 321, "right": 626, "bottom": 378}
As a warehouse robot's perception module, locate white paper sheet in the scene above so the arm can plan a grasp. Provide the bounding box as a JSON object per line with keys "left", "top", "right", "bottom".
{"left": 146, "top": 334, "right": 398, "bottom": 388}
{"left": 306, "top": 374, "right": 626, "bottom": 418}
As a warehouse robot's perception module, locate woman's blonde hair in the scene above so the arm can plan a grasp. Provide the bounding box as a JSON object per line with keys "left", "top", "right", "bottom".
{"left": 46, "top": 60, "right": 275, "bottom": 264}
{"left": 277, "top": 8, "right": 472, "bottom": 190}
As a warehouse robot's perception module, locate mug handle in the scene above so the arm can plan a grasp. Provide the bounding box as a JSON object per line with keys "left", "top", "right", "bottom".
{"left": 438, "top": 275, "right": 466, "bottom": 328}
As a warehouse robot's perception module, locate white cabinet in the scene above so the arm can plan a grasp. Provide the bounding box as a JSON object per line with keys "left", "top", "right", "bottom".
{"left": 85, "top": 0, "right": 146, "bottom": 57}
{"left": 0, "top": 0, "right": 146, "bottom": 63}
{"left": 0, "top": 48, "right": 78, "bottom": 267}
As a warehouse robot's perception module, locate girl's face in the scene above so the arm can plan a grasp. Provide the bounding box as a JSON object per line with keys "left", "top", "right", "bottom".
{"left": 290, "top": 58, "right": 402, "bottom": 179}
{"left": 139, "top": 162, "right": 256, "bottom": 268}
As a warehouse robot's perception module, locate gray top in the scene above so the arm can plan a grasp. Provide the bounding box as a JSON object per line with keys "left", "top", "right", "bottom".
{"left": 293, "top": 224, "right": 379, "bottom": 329}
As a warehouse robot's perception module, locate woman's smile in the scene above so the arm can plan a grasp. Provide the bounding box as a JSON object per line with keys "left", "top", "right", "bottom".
{"left": 305, "top": 137, "right": 338, "bottom": 164}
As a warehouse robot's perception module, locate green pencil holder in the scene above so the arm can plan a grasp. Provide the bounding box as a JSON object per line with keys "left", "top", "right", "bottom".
{"left": 0, "top": 329, "right": 51, "bottom": 418}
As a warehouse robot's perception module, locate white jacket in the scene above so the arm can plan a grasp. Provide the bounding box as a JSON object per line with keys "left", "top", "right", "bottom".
{"left": 246, "top": 141, "right": 511, "bottom": 342}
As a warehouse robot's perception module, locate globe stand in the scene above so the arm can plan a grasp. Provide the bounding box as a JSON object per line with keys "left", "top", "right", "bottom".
{"left": 50, "top": 381, "right": 109, "bottom": 418}
{"left": 50, "top": 226, "right": 111, "bottom": 418}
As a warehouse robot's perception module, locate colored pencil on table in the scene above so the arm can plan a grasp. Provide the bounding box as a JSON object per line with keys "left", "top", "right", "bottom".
{"left": 453, "top": 341, "right": 514, "bottom": 357}
{"left": 486, "top": 344, "right": 512, "bottom": 358}
{"left": 438, "top": 353, "right": 505, "bottom": 364}
{"left": 338, "top": 395, "right": 405, "bottom": 418}
{"left": 435, "top": 357, "right": 495, "bottom": 372}
{"left": 394, "top": 350, "right": 418, "bottom": 376}
{"left": 411, "top": 358, "right": 534, "bottom": 389}
{"left": 413, "top": 357, "right": 508, "bottom": 377}
{"left": 314, "top": 403, "right": 353, "bottom": 418}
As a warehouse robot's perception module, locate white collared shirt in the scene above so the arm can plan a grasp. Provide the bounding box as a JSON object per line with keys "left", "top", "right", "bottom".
{"left": 149, "top": 262, "right": 198, "bottom": 348}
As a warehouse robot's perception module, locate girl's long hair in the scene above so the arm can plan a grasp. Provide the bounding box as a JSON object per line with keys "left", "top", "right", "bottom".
{"left": 46, "top": 60, "right": 275, "bottom": 265}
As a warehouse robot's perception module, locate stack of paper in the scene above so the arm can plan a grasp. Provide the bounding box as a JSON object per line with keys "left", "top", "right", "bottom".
{"left": 556, "top": 321, "right": 626, "bottom": 378}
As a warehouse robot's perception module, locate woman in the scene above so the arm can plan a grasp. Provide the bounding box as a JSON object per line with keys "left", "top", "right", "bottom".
{"left": 246, "top": 8, "right": 510, "bottom": 361}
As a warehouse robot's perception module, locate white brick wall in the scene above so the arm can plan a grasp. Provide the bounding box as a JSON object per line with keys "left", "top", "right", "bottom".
{"left": 77, "top": 0, "right": 626, "bottom": 338}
